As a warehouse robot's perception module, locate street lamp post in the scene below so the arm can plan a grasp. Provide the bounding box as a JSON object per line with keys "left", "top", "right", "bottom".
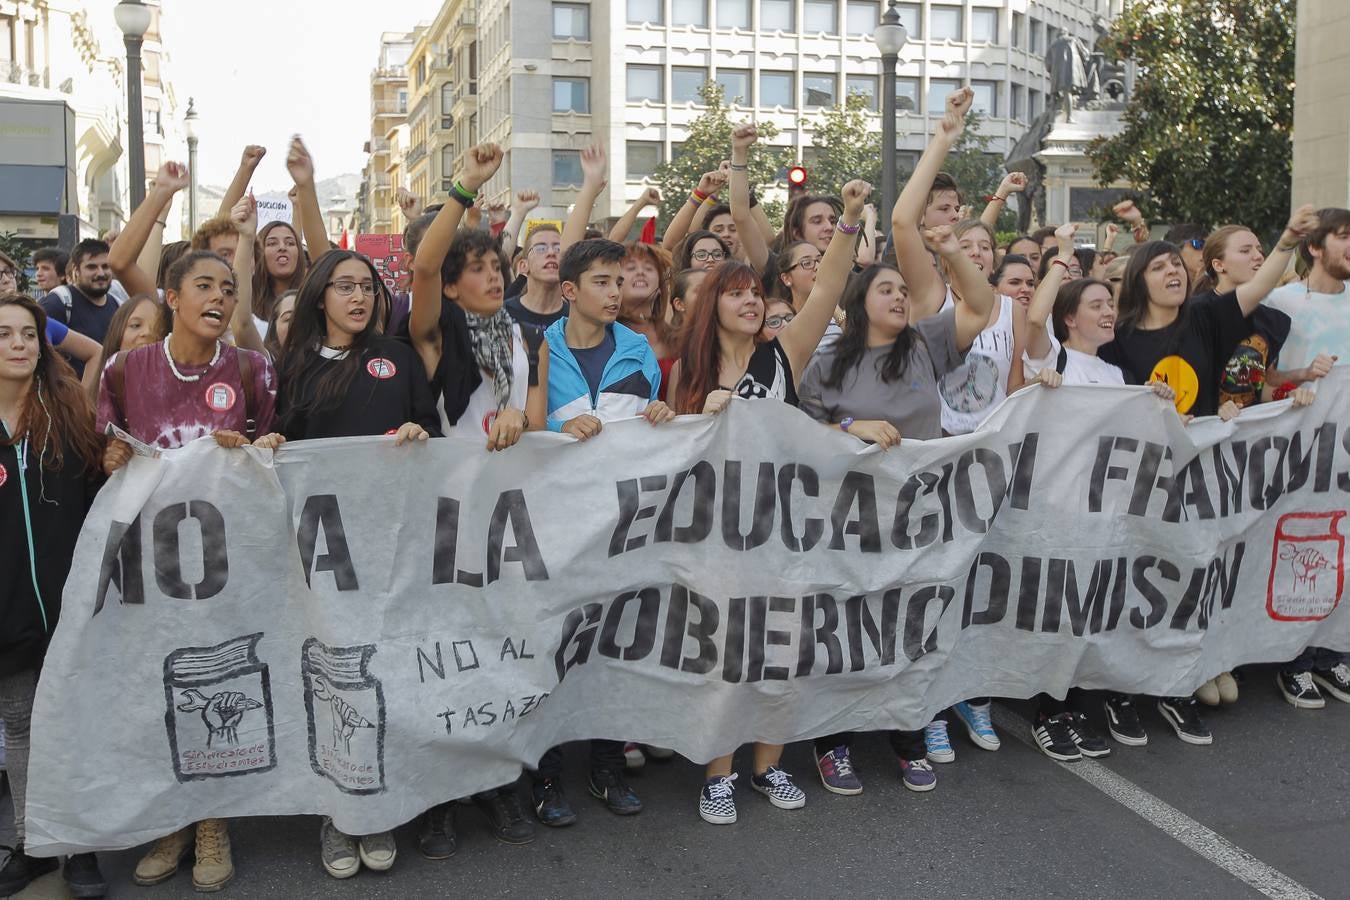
{"left": 114, "top": 0, "right": 153, "bottom": 210}
{"left": 184, "top": 98, "right": 199, "bottom": 234}
{"left": 875, "top": 1, "right": 909, "bottom": 220}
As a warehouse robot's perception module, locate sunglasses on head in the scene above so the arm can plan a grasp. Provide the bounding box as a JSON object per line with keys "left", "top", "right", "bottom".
{"left": 1186, "top": 238, "right": 1204, "bottom": 251}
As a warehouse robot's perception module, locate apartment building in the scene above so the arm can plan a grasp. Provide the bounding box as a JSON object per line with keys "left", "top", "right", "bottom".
{"left": 357, "top": 31, "right": 416, "bottom": 234}
{"left": 366, "top": 0, "right": 1121, "bottom": 225}
{"left": 0, "top": 0, "right": 181, "bottom": 243}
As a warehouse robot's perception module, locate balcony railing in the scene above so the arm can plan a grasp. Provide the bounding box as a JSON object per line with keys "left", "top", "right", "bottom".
{"left": 372, "top": 99, "right": 407, "bottom": 116}
{"left": 369, "top": 136, "right": 390, "bottom": 154}
{"left": 407, "top": 143, "right": 427, "bottom": 165}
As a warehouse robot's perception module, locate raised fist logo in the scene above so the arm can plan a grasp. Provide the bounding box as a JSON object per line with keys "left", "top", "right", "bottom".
{"left": 1280, "top": 545, "right": 1332, "bottom": 592}
{"left": 177, "top": 689, "right": 263, "bottom": 748}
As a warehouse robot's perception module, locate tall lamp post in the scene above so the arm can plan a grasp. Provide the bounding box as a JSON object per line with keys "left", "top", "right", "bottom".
{"left": 184, "top": 98, "right": 199, "bottom": 234}
{"left": 114, "top": 0, "right": 153, "bottom": 210}
{"left": 875, "top": 1, "right": 909, "bottom": 219}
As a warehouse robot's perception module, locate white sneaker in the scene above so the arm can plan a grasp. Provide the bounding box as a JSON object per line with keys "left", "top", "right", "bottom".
{"left": 320, "top": 819, "right": 360, "bottom": 879}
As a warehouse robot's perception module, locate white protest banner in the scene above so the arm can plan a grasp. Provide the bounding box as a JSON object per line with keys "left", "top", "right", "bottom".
{"left": 255, "top": 197, "right": 292, "bottom": 231}
{"left": 26, "top": 373, "right": 1350, "bottom": 854}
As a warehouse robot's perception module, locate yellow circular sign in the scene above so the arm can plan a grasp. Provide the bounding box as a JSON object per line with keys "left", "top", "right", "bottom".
{"left": 1149, "top": 355, "right": 1199, "bottom": 413}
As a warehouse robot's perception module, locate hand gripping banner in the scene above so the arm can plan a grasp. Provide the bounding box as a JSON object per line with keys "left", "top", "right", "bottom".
{"left": 26, "top": 373, "right": 1350, "bottom": 853}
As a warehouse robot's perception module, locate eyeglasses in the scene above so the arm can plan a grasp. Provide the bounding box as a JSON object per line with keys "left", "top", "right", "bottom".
{"left": 1186, "top": 238, "right": 1205, "bottom": 251}
{"left": 692, "top": 249, "right": 726, "bottom": 262}
{"left": 787, "top": 256, "right": 821, "bottom": 272}
{"left": 0, "top": 268, "right": 16, "bottom": 282}
{"left": 327, "top": 280, "right": 377, "bottom": 296}
{"left": 529, "top": 242, "right": 562, "bottom": 255}
{"left": 764, "top": 313, "right": 795, "bottom": 329}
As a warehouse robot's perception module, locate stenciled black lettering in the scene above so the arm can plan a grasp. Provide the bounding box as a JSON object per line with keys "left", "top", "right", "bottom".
{"left": 486, "top": 489, "right": 549, "bottom": 583}
{"left": 597, "top": 588, "right": 660, "bottom": 662}
{"left": 796, "top": 593, "right": 843, "bottom": 676}
{"left": 93, "top": 516, "right": 144, "bottom": 616}
{"left": 778, "top": 464, "right": 824, "bottom": 552}
{"left": 721, "top": 461, "right": 776, "bottom": 551}
{"left": 828, "top": 471, "right": 881, "bottom": 552}
{"left": 153, "top": 500, "right": 229, "bottom": 600}
{"left": 654, "top": 463, "right": 714, "bottom": 545}
{"left": 902, "top": 585, "right": 954, "bottom": 661}
{"left": 297, "top": 494, "right": 358, "bottom": 591}
{"left": 1088, "top": 436, "right": 1137, "bottom": 513}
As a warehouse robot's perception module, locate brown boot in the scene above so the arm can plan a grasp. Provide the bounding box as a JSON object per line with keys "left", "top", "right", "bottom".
{"left": 133, "top": 826, "right": 193, "bottom": 886}
{"left": 192, "top": 819, "right": 234, "bottom": 892}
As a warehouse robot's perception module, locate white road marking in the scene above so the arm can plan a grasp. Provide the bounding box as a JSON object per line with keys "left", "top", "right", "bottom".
{"left": 991, "top": 706, "right": 1324, "bottom": 900}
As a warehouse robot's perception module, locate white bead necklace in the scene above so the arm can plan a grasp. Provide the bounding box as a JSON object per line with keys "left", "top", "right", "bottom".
{"left": 162, "top": 335, "right": 222, "bottom": 383}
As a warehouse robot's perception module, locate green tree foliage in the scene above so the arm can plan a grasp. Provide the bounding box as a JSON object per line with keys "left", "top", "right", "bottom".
{"left": 653, "top": 82, "right": 792, "bottom": 228}
{"left": 806, "top": 93, "right": 881, "bottom": 192}
{"left": 1087, "top": 0, "right": 1295, "bottom": 238}
{"left": 0, "top": 231, "right": 32, "bottom": 292}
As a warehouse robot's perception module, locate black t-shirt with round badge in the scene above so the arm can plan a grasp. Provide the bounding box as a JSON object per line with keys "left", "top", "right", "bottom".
{"left": 279, "top": 335, "right": 441, "bottom": 441}
{"left": 1099, "top": 290, "right": 1249, "bottom": 417}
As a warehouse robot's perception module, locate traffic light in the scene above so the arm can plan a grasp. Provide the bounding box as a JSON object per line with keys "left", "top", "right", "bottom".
{"left": 787, "top": 166, "right": 808, "bottom": 189}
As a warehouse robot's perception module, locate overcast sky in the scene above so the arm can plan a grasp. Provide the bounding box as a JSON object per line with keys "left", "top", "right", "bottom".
{"left": 160, "top": 0, "right": 440, "bottom": 190}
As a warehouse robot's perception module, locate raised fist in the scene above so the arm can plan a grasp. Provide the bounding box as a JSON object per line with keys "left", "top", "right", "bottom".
{"left": 461, "top": 143, "right": 505, "bottom": 191}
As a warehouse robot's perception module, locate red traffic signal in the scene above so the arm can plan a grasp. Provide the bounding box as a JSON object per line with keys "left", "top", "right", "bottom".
{"left": 787, "top": 165, "right": 808, "bottom": 187}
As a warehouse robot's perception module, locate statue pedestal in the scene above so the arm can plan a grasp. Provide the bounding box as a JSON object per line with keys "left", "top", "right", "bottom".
{"left": 1035, "top": 107, "right": 1134, "bottom": 228}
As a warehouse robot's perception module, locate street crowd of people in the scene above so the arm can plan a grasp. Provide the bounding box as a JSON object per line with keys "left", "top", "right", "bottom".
{"left": 1, "top": 86, "right": 1348, "bottom": 896}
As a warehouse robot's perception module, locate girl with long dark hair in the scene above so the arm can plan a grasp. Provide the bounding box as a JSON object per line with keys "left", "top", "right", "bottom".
{"left": 669, "top": 178, "right": 872, "bottom": 826}
{"left": 0, "top": 294, "right": 108, "bottom": 897}
{"left": 798, "top": 223, "right": 994, "bottom": 797}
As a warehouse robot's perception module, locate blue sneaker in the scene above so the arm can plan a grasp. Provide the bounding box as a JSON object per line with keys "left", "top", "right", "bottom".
{"left": 816, "top": 746, "right": 863, "bottom": 795}
{"left": 531, "top": 778, "right": 578, "bottom": 827}
{"left": 589, "top": 768, "right": 643, "bottom": 815}
{"left": 924, "top": 719, "right": 955, "bottom": 763}
{"left": 898, "top": 757, "right": 937, "bottom": 792}
{"left": 953, "top": 701, "right": 1001, "bottom": 751}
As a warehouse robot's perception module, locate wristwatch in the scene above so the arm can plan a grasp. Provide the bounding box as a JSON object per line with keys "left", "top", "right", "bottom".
{"left": 839, "top": 417, "right": 855, "bottom": 433}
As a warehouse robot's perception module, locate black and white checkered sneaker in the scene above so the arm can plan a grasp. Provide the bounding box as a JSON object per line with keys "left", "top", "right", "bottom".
{"left": 698, "top": 774, "right": 738, "bottom": 825}
{"left": 751, "top": 766, "right": 806, "bottom": 809}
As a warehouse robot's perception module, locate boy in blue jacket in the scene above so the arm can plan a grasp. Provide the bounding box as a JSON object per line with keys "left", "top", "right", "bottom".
{"left": 532, "top": 239, "right": 674, "bottom": 826}
{"left": 545, "top": 239, "right": 673, "bottom": 437}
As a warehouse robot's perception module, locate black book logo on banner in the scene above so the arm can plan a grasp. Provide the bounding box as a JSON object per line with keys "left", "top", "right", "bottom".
{"left": 163, "top": 632, "right": 276, "bottom": 782}
{"left": 302, "top": 638, "right": 386, "bottom": 795}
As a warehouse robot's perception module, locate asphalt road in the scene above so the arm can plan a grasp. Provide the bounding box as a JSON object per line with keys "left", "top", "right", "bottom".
{"left": 5, "top": 664, "right": 1346, "bottom": 899}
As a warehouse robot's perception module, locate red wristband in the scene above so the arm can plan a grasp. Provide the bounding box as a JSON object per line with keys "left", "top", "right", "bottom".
{"left": 1051, "top": 258, "right": 1070, "bottom": 270}
{"left": 691, "top": 189, "right": 710, "bottom": 203}
{"left": 1272, "top": 382, "right": 1297, "bottom": 401}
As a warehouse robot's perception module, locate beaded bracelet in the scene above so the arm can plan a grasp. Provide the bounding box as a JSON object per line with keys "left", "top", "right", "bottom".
{"left": 836, "top": 220, "right": 861, "bottom": 235}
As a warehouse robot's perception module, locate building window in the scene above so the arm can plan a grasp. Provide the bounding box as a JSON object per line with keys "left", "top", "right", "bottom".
{"left": 846, "top": 1, "right": 879, "bottom": 35}
{"left": 673, "top": 0, "right": 707, "bottom": 26}
{"left": 972, "top": 8, "right": 997, "bottom": 43}
{"left": 717, "top": 0, "right": 751, "bottom": 28}
{"left": 672, "top": 66, "right": 709, "bottom": 103}
{"left": 553, "top": 76, "right": 590, "bottom": 113}
{"left": 716, "top": 67, "right": 752, "bottom": 104}
{"left": 803, "top": 73, "right": 837, "bottom": 108}
{"left": 553, "top": 150, "right": 583, "bottom": 186}
{"left": 1029, "top": 17, "right": 1042, "bottom": 53}
{"left": 1011, "top": 11, "right": 1024, "bottom": 48}
{"left": 761, "top": 0, "right": 794, "bottom": 31}
{"left": 553, "top": 2, "right": 590, "bottom": 39}
{"left": 930, "top": 5, "right": 962, "bottom": 41}
{"left": 760, "top": 70, "right": 794, "bottom": 107}
{"left": 896, "top": 2, "right": 920, "bottom": 38}
{"left": 1029, "top": 88, "right": 1042, "bottom": 118}
{"left": 927, "top": 78, "right": 962, "bottom": 114}
{"left": 971, "top": 79, "right": 998, "bottom": 116}
{"left": 440, "top": 84, "right": 454, "bottom": 127}
{"left": 627, "top": 141, "right": 664, "bottom": 179}
{"left": 845, "top": 74, "right": 877, "bottom": 110}
{"left": 1011, "top": 83, "right": 1025, "bottom": 120}
{"left": 440, "top": 146, "right": 455, "bottom": 190}
{"left": 1047, "top": 24, "right": 1061, "bottom": 49}
{"left": 628, "top": 0, "right": 663, "bottom": 25}
{"left": 627, "top": 65, "right": 664, "bottom": 102}
{"left": 397, "top": 89, "right": 409, "bottom": 113}
{"left": 804, "top": 0, "right": 837, "bottom": 33}
{"left": 896, "top": 76, "right": 919, "bottom": 112}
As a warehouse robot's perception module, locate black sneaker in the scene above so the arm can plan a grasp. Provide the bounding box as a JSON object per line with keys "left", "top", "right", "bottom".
{"left": 589, "top": 768, "right": 643, "bottom": 816}
{"left": 1157, "top": 696, "right": 1213, "bottom": 745}
{"left": 1277, "top": 670, "right": 1326, "bottom": 709}
{"left": 1066, "top": 711, "right": 1112, "bottom": 758}
{"left": 475, "top": 788, "right": 536, "bottom": 845}
{"left": 1031, "top": 714, "right": 1081, "bottom": 761}
{"left": 417, "top": 802, "right": 458, "bottom": 860}
{"left": 62, "top": 852, "right": 107, "bottom": 898}
{"left": 1103, "top": 694, "right": 1148, "bottom": 746}
{"left": 0, "top": 843, "right": 60, "bottom": 896}
{"left": 532, "top": 778, "right": 578, "bottom": 827}
{"left": 1312, "top": 663, "right": 1350, "bottom": 703}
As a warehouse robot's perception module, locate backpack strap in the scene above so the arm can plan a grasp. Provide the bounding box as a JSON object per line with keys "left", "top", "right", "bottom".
{"left": 235, "top": 350, "right": 258, "bottom": 440}
{"left": 110, "top": 350, "right": 129, "bottom": 422}
{"left": 519, "top": 323, "right": 546, "bottom": 388}
{"left": 1056, "top": 345, "right": 1069, "bottom": 375}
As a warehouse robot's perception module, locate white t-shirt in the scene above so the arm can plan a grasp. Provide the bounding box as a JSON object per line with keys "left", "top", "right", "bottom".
{"left": 1024, "top": 343, "right": 1125, "bottom": 385}
{"left": 1264, "top": 279, "right": 1350, "bottom": 369}
{"left": 442, "top": 322, "right": 530, "bottom": 437}
{"left": 939, "top": 294, "right": 1015, "bottom": 434}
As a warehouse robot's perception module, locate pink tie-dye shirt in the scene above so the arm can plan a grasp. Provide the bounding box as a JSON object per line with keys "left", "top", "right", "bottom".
{"left": 96, "top": 342, "right": 277, "bottom": 449}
